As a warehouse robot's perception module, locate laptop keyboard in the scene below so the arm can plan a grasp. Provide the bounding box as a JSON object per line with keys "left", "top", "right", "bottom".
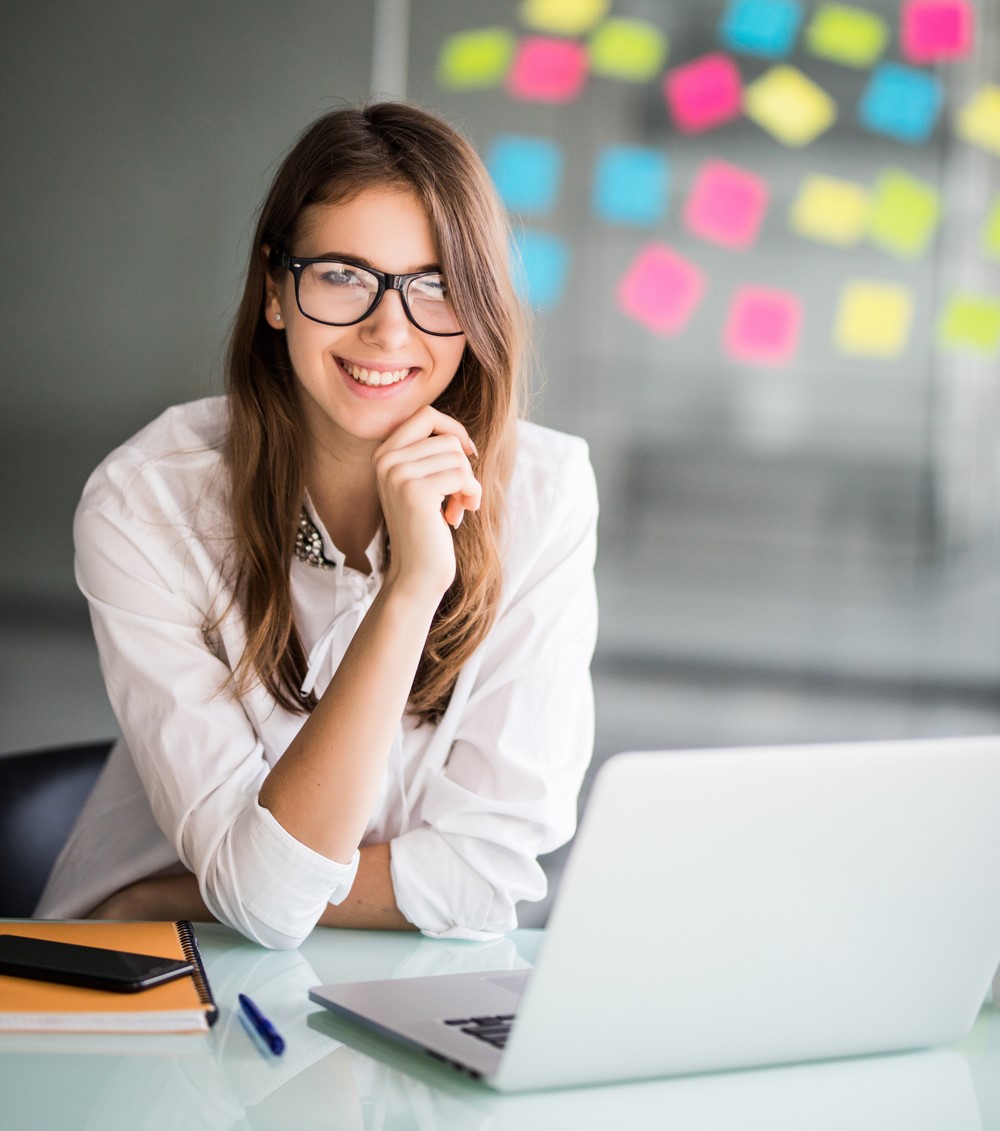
{"left": 444, "top": 1013, "right": 516, "bottom": 1049}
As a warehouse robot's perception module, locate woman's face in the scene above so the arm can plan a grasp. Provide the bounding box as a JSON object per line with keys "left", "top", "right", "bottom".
{"left": 265, "top": 186, "right": 467, "bottom": 453}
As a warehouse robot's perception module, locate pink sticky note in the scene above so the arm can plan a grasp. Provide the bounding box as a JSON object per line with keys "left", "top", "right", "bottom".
{"left": 724, "top": 286, "right": 802, "bottom": 363}
{"left": 664, "top": 54, "right": 743, "bottom": 133}
{"left": 507, "top": 36, "right": 589, "bottom": 102}
{"left": 684, "top": 161, "right": 770, "bottom": 250}
{"left": 901, "top": 0, "right": 973, "bottom": 63}
{"left": 617, "top": 244, "right": 706, "bottom": 335}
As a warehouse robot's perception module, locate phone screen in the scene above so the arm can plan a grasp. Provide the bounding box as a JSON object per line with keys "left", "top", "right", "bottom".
{"left": 0, "top": 934, "right": 194, "bottom": 993}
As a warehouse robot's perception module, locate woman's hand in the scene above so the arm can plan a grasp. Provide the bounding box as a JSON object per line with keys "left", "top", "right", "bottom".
{"left": 373, "top": 405, "right": 480, "bottom": 600}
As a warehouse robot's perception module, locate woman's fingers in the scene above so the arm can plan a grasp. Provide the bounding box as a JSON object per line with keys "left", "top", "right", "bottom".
{"left": 374, "top": 411, "right": 481, "bottom": 531}
{"left": 375, "top": 404, "right": 478, "bottom": 460}
{"left": 368, "top": 407, "right": 483, "bottom": 596}
{"left": 377, "top": 437, "right": 480, "bottom": 506}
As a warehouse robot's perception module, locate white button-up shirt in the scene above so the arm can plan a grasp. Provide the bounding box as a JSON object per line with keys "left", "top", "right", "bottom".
{"left": 37, "top": 398, "right": 598, "bottom": 949}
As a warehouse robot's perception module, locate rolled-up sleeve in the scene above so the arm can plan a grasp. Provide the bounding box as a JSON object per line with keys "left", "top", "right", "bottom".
{"left": 76, "top": 480, "right": 358, "bottom": 950}
{"left": 389, "top": 435, "right": 599, "bottom": 939}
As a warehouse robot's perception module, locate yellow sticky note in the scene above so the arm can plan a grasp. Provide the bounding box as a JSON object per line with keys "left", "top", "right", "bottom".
{"left": 805, "top": 4, "right": 889, "bottom": 67}
{"left": 589, "top": 18, "right": 667, "bottom": 81}
{"left": 519, "top": 0, "right": 610, "bottom": 36}
{"left": 834, "top": 281, "right": 913, "bottom": 358}
{"left": 955, "top": 85, "right": 1000, "bottom": 156}
{"left": 790, "top": 175, "right": 870, "bottom": 246}
{"left": 745, "top": 65, "right": 837, "bottom": 147}
{"left": 868, "top": 170, "right": 940, "bottom": 260}
{"left": 984, "top": 197, "right": 1000, "bottom": 260}
{"left": 437, "top": 28, "right": 516, "bottom": 89}
{"left": 938, "top": 293, "right": 1000, "bottom": 354}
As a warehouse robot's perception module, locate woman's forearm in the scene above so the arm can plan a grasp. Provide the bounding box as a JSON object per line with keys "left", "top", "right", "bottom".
{"left": 88, "top": 843, "right": 414, "bottom": 930}
{"left": 258, "top": 577, "right": 439, "bottom": 864}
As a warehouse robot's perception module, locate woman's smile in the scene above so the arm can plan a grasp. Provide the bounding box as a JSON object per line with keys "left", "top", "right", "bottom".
{"left": 337, "top": 355, "right": 417, "bottom": 389}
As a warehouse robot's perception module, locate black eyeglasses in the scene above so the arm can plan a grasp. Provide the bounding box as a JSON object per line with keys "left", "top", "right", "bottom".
{"left": 276, "top": 251, "right": 463, "bottom": 337}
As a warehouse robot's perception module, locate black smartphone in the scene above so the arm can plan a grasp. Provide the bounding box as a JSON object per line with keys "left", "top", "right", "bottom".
{"left": 0, "top": 934, "right": 194, "bottom": 993}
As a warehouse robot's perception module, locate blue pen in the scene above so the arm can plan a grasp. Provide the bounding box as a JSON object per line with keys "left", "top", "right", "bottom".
{"left": 238, "top": 993, "right": 286, "bottom": 1055}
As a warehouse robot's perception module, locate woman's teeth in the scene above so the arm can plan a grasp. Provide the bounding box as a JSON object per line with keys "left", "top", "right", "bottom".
{"left": 343, "top": 361, "right": 411, "bottom": 387}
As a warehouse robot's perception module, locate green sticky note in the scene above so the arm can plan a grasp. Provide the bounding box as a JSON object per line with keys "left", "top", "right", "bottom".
{"left": 437, "top": 28, "right": 516, "bottom": 89}
{"left": 868, "top": 170, "right": 940, "bottom": 260}
{"left": 805, "top": 4, "right": 889, "bottom": 67}
{"left": 984, "top": 197, "right": 1000, "bottom": 260}
{"left": 938, "top": 293, "right": 1000, "bottom": 353}
{"left": 589, "top": 18, "right": 667, "bottom": 81}
{"left": 834, "top": 281, "right": 913, "bottom": 359}
{"left": 790, "top": 174, "right": 870, "bottom": 245}
{"left": 520, "top": 0, "right": 610, "bottom": 35}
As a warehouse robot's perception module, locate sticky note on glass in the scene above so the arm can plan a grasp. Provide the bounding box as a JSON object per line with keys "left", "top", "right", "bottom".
{"left": 867, "top": 170, "right": 940, "bottom": 260}
{"left": 507, "top": 36, "right": 589, "bottom": 102}
{"left": 744, "top": 65, "right": 836, "bottom": 146}
{"left": 437, "top": 28, "right": 516, "bottom": 89}
{"left": 804, "top": 4, "right": 889, "bottom": 67}
{"left": 834, "top": 281, "right": 913, "bottom": 358}
{"left": 664, "top": 54, "right": 743, "bottom": 134}
{"left": 937, "top": 293, "right": 1000, "bottom": 354}
{"left": 984, "top": 197, "right": 1000, "bottom": 260}
{"left": 901, "top": 0, "right": 973, "bottom": 64}
{"left": 790, "top": 175, "right": 870, "bottom": 245}
{"left": 593, "top": 147, "right": 670, "bottom": 226}
{"left": 955, "top": 85, "right": 1000, "bottom": 156}
{"left": 487, "top": 136, "right": 563, "bottom": 216}
{"left": 519, "top": 0, "right": 609, "bottom": 35}
{"left": 511, "top": 230, "right": 570, "bottom": 310}
{"left": 859, "top": 64, "right": 942, "bottom": 144}
{"left": 617, "top": 244, "right": 706, "bottom": 335}
{"left": 720, "top": 0, "right": 803, "bottom": 58}
{"left": 684, "top": 160, "right": 770, "bottom": 250}
{"left": 724, "top": 286, "right": 802, "bottom": 363}
{"left": 589, "top": 18, "right": 667, "bottom": 81}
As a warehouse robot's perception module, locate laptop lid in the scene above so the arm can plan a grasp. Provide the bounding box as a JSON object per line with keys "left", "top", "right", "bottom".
{"left": 493, "top": 735, "right": 1000, "bottom": 1090}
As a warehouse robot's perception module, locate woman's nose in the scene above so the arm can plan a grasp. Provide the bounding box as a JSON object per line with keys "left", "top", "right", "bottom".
{"left": 360, "top": 288, "right": 413, "bottom": 349}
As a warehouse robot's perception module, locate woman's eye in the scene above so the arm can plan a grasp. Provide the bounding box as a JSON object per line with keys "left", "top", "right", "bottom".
{"left": 318, "top": 266, "right": 364, "bottom": 286}
{"left": 412, "top": 275, "right": 448, "bottom": 301}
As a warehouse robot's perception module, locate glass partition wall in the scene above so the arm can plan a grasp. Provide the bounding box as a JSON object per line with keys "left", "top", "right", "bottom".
{"left": 404, "top": 0, "right": 1000, "bottom": 757}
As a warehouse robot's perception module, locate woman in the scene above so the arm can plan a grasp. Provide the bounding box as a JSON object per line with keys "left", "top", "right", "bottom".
{"left": 37, "top": 102, "right": 598, "bottom": 948}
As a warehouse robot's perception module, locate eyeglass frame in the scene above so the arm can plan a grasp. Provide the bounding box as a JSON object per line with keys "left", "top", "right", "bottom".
{"left": 274, "top": 249, "right": 464, "bottom": 337}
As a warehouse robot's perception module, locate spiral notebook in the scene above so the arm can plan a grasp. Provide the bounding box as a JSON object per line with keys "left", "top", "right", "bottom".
{"left": 0, "top": 920, "right": 218, "bottom": 1033}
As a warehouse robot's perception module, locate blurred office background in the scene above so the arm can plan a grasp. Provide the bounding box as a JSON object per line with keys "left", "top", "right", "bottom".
{"left": 2, "top": 1, "right": 1000, "bottom": 921}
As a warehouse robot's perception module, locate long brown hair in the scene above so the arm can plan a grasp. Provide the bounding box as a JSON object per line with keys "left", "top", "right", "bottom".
{"left": 222, "top": 102, "right": 526, "bottom": 723}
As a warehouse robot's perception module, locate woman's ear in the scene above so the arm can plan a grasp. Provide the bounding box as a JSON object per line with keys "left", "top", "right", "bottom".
{"left": 261, "top": 244, "right": 285, "bottom": 330}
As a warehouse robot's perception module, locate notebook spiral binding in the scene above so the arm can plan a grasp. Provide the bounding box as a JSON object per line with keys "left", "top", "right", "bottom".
{"left": 177, "top": 921, "right": 219, "bottom": 1026}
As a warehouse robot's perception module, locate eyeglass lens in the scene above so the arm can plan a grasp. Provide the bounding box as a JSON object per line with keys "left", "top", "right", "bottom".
{"left": 297, "top": 262, "right": 461, "bottom": 335}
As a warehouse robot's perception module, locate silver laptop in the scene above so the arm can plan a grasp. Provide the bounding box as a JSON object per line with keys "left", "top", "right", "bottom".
{"left": 310, "top": 736, "right": 1000, "bottom": 1092}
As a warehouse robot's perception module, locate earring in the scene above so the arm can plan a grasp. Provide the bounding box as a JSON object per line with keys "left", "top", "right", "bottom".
{"left": 274, "top": 312, "right": 282, "bottom": 322}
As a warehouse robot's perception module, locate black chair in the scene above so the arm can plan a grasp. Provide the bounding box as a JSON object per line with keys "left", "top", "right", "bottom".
{"left": 0, "top": 739, "right": 113, "bottom": 917}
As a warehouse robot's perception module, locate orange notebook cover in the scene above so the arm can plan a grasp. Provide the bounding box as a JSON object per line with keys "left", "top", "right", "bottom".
{"left": 0, "top": 920, "right": 218, "bottom": 1032}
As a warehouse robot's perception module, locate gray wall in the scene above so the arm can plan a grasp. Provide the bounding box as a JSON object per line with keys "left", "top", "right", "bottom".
{"left": 1, "top": 1, "right": 377, "bottom": 602}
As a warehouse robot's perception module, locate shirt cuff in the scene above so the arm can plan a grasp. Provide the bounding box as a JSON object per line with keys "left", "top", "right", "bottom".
{"left": 389, "top": 826, "right": 515, "bottom": 940}
{"left": 219, "top": 801, "right": 360, "bottom": 947}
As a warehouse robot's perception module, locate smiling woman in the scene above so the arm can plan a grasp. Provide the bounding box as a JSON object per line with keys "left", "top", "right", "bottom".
{"left": 34, "top": 102, "right": 599, "bottom": 949}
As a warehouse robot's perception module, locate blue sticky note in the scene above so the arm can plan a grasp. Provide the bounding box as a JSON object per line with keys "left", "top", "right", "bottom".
{"left": 487, "top": 135, "right": 563, "bottom": 216}
{"left": 720, "top": 0, "right": 803, "bottom": 57}
{"left": 859, "top": 63, "right": 942, "bottom": 143}
{"left": 511, "top": 230, "right": 570, "bottom": 310}
{"left": 593, "top": 147, "right": 670, "bottom": 226}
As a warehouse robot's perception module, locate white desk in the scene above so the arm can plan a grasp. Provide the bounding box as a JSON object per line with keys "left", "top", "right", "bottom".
{"left": 1, "top": 923, "right": 998, "bottom": 1129}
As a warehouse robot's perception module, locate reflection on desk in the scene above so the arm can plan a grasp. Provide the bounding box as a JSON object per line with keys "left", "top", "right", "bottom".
{"left": 0, "top": 923, "right": 996, "bottom": 1131}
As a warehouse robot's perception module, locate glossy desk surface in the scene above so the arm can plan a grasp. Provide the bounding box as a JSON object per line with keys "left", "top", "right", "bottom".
{"left": 1, "top": 923, "right": 998, "bottom": 1130}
